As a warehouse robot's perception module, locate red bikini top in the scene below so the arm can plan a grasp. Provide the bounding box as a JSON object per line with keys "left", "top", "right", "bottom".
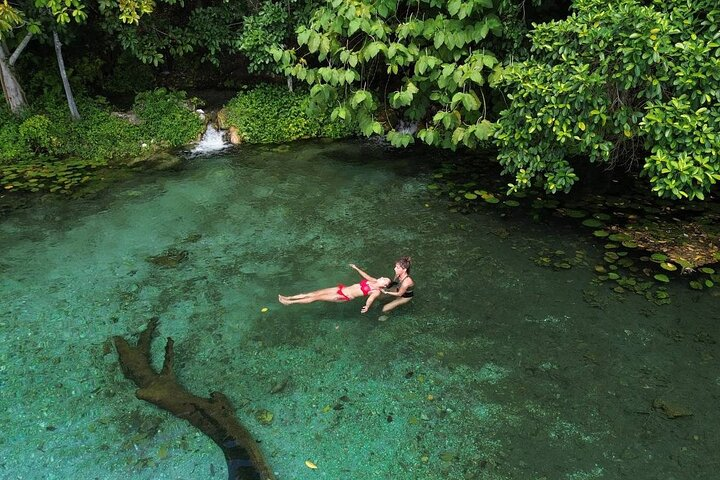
{"left": 359, "top": 279, "right": 372, "bottom": 296}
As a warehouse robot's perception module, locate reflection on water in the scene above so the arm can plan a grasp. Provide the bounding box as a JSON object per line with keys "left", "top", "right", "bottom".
{"left": 1, "top": 140, "right": 718, "bottom": 480}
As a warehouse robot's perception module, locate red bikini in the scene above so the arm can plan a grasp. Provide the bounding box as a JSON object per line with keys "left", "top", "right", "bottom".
{"left": 337, "top": 279, "right": 372, "bottom": 301}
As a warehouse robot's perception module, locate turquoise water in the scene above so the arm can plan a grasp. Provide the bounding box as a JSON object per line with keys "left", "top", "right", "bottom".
{"left": 1, "top": 140, "right": 718, "bottom": 480}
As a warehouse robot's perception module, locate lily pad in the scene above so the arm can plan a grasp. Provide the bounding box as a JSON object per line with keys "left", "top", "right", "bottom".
{"left": 690, "top": 280, "right": 703, "bottom": 290}
{"left": 660, "top": 262, "right": 677, "bottom": 271}
{"left": 582, "top": 219, "right": 603, "bottom": 228}
{"left": 483, "top": 195, "right": 500, "bottom": 204}
{"left": 593, "top": 230, "right": 609, "bottom": 237}
{"left": 563, "top": 209, "right": 587, "bottom": 218}
{"left": 621, "top": 240, "right": 638, "bottom": 248}
{"left": 618, "top": 258, "right": 634, "bottom": 268}
{"left": 608, "top": 233, "right": 631, "bottom": 242}
{"left": 503, "top": 200, "right": 520, "bottom": 207}
{"left": 654, "top": 274, "right": 670, "bottom": 283}
{"left": 650, "top": 253, "right": 668, "bottom": 262}
{"left": 464, "top": 192, "right": 477, "bottom": 200}
{"left": 605, "top": 252, "right": 620, "bottom": 261}
{"left": 699, "top": 267, "right": 715, "bottom": 274}
{"left": 705, "top": 280, "right": 714, "bottom": 288}
{"left": 593, "top": 213, "right": 611, "bottom": 221}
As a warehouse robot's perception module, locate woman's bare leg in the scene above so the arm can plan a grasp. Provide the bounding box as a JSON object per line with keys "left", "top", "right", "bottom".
{"left": 381, "top": 297, "right": 412, "bottom": 313}
{"left": 279, "top": 287, "right": 340, "bottom": 305}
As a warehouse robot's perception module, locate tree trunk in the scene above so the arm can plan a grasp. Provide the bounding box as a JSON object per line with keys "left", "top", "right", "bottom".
{"left": 0, "top": 42, "right": 27, "bottom": 114}
{"left": 286, "top": 75, "right": 293, "bottom": 93}
{"left": 52, "top": 30, "right": 80, "bottom": 121}
{"left": 9, "top": 32, "right": 33, "bottom": 66}
{"left": 114, "top": 318, "right": 277, "bottom": 480}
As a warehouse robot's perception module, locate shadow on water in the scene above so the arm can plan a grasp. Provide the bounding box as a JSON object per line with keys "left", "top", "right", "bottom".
{"left": 0, "top": 140, "right": 718, "bottom": 480}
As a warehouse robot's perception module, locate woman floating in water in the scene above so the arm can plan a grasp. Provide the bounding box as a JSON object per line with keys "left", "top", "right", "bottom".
{"left": 278, "top": 264, "right": 391, "bottom": 313}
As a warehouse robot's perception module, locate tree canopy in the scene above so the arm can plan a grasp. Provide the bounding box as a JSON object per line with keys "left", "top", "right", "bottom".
{"left": 494, "top": 0, "right": 720, "bottom": 200}
{"left": 274, "top": 0, "right": 530, "bottom": 149}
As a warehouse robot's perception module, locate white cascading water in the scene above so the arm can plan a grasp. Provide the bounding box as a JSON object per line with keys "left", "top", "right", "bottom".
{"left": 396, "top": 120, "right": 418, "bottom": 135}
{"left": 190, "top": 124, "right": 230, "bottom": 155}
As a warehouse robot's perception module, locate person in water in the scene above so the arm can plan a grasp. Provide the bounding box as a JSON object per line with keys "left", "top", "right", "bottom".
{"left": 278, "top": 264, "right": 391, "bottom": 313}
{"left": 380, "top": 256, "right": 414, "bottom": 313}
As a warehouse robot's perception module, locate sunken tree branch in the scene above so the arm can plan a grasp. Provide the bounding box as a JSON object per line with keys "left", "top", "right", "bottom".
{"left": 114, "top": 317, "right": 275, "bottom": 480}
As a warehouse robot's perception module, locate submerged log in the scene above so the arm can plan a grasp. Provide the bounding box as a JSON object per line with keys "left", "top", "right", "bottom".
{"left": 114, "top": 318, "right": 275, "bottom": 480}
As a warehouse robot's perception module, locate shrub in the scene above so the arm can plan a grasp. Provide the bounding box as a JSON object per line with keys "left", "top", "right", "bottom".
{"left": 133, "top": 88, "right": 205, "bottom": 147}
{"left": 223, "top": 84, "right": 354, "bottom": 144}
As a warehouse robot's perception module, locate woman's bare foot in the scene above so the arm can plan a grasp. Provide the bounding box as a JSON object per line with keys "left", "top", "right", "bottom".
{"left": 278, "top": 295, "right": 290, "bottom": 305}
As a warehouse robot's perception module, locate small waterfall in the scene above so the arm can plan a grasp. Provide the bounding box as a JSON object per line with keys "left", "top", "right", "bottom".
{"left": 396, "top": 120, "right": 418, "bottom": 135}
{"left": 190, "top": 123, "right": 230, "bottom": 155}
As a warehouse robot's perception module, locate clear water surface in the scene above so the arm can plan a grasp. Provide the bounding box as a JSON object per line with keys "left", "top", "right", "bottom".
{"left": 1, "top": 140, "right": 718, "bottom": 480}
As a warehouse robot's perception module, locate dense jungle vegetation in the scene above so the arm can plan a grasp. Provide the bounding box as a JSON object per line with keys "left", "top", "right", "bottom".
{"left": 0, "top": 0, "right": 718, "bottom": 201}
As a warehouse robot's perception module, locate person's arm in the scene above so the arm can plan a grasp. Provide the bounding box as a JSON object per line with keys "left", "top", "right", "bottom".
{"left": 361, "top": 291, "right": 381, "bottom": 313}
{"left": 383, "top": 278, "right": 413, "bottom": 297}
{"left": 349, "top": 263, "right": 375, "bottom": 281}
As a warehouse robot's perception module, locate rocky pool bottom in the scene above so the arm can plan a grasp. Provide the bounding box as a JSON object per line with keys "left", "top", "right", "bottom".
{"left": 1, "top": 140, "right": 718, "bottom": 480}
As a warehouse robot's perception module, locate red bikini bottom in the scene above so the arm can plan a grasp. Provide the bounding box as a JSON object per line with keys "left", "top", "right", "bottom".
{"left": 337, "top": 284, "right": 351, "bottom": 301}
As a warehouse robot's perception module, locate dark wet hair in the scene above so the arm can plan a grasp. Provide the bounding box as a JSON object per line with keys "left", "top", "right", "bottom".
{"left": 396, "top": 256, "right": 412, "bottom": 273}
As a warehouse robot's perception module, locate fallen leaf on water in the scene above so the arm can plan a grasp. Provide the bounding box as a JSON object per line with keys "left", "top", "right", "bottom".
{"left": 261, "top": 307, "right": 269, "bottom": 313}
{"left": 305, "top": 460, "right": 318, "bottom": 469}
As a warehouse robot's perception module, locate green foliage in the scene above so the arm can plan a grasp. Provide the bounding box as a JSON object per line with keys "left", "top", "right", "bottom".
{"left": 274, "top": 0, "right": 525, "bottom": 149}
{"left": 18, "top": 115, "right": 58, "bottom": 154}
{"left": 103, "top": 2, "right": 248, "bottom": 67}
{"left": 223, "top": 84, "right": 353, "bottom": 144}
{"left": 494, "top": 0, "right": 720, "bottom": 200}
{"left": 102, "top": 0, "right": 313, "bottom": 70}
{"left": 102, "top": 53, "right": 156, "bottom": 94}
{"left": 0, "top": 89, "right": 203, "bottom": 193}
{"left": 239, "top": 1, "right": 291, "bottom": 74}
{"left": 133, "top": 89, "right": 204, "bottom": 147}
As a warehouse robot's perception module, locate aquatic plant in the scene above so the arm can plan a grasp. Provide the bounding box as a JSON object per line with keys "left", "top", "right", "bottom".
{"left": 425, "top": 158, "right": 720, "bottom": 302}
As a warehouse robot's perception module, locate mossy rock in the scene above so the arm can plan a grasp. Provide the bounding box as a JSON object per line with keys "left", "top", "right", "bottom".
{"left": 147, "top": 248, "right": 189, "bottom": 268}
{"left": 127, "top": 152, "right": 183, "bottom": 171}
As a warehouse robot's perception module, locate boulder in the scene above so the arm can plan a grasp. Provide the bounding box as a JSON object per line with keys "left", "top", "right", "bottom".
{"left": 216, "top": 108, "right": 229, "bottom": 129}
{"left": 229, "top": 126, "right": 242, "bottom": 145}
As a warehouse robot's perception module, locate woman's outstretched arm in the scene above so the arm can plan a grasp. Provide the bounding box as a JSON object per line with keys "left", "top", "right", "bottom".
{"left": 360, "top": 291, "right": 381, "bottom": 313}
{"left": 350, "top": 263, "right": 375, "bottom": 281}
